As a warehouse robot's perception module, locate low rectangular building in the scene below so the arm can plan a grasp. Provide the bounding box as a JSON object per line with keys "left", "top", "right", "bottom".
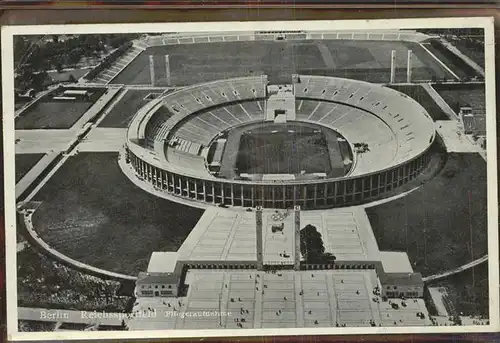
{"left": 136, "top": 272, "right": 180, "bottom": 297}
{"left": 379, "top": 272, "right": 424, "bottom": 298}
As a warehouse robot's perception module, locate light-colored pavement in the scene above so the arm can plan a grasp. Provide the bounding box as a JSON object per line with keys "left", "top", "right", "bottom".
{"left": 435, "top": 121, "right": 486, "bottom": 160}
{"left": 15, "top": 130, "right": 76, "bottom": 154}
{"left": 78, "top": 128, "right": 127, "bottom": 152}
{"left": 419, "top": 43, "right": 460, "bottom": 80}
{"left": 128, "top": 269, "right": 431, "bottom": 330}
{"left": 421, "top": 83, "right": 458, "bottom": 120}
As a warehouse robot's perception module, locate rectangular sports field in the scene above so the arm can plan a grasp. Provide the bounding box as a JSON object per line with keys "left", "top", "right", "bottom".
{"left": 110, "top": 40, "right": 455, "bottom": 86}
{"left": 30, "top": 152, "right": 203, "bottom": 275}
{"left": 98, "top": 89, "right": 160, "bottom": 128}
{"left": 366, "top": 153, "right": 487, "bottom": 276}
{"left": 235, "top": 124, "right": 332, "bottom": 175}
{"left": 15, "top": 101, "right": 94, "bottom": 130}
{"left": 15, "top": 88, "right": 106, "bottom": 130}
{"left": 15, "top": 153, "right": 45, "bottom": 183}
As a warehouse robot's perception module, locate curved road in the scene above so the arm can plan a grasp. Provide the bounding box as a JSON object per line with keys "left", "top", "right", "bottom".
{"left": 423, "top": 255, "right": 488, "bottom": 282}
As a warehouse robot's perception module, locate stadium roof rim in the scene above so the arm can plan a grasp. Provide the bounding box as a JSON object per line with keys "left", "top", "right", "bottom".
{"left": 126, "top": 75, "right": 436, "bottom": 185}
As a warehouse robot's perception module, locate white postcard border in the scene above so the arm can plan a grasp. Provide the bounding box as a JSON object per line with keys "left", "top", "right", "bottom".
{"left": 2, "top": 16, "right": 498, "bottom": 341}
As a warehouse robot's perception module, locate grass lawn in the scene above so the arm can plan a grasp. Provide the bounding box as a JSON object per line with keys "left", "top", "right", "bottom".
{"left": 98, "top": 89, "right": 159, "bottom": 128}
{"left": 235, "top": 123, "right": 332, "bottom": 175}
{"left": 31, "top": 152, "right": 203, "bottom": 275}
{"left": 15, "top": 101, "right": 94, "bottom": 130}
{"left": 433, "top": 83, "right": 485, "bottom": 113}
{"left": 111, "top": 40, "right": 454, "bottom": 86}
{"left": 421, "top": 40, "right": 480, "bottom": 79}
{"left": 428, "top": 262, "right": 488, "bottom": 317}
{"left": 388, "top": 84, "right": 449, "bottom": 121}
{"left": 366, "top": 153, "right": 488, "bottom": 276}
{"left": 48, "top": 68, "right": 90, "bottom": 83}
{"left": 15, "top": 88, "right": 106, "bottom": 130}
{"left": 15, "top": 153, "right": 45, "bottom": 183}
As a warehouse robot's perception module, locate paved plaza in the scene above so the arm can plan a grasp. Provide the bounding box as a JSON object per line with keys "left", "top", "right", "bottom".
{"left": 128, "top": 269, "right": 431, "bottom": 330}
{"left": 436, "top": 121, "right": 485, "bottom": 157}
{"left": 300, "top": 208, "right": 380, "bottom": 261}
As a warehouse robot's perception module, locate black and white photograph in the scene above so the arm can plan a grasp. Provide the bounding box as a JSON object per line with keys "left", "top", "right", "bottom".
{"left": 2, "top": 18, "right": 497, "bottom": 340}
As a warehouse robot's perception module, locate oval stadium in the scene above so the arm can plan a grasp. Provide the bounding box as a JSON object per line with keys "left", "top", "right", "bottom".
{"left": 124, "top": 75, "right": 436, "bottom": 209}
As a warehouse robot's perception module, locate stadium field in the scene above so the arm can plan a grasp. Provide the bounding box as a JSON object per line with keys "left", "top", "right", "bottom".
{"left": 388, "top": 84, "right": 449, "bottom": 121}
{"left": 31, "top": 152, "right": 203, "bottom": 275}
{"left": 366, "top": 153, "right": 487, "bottom": 276}
{"left": 15, "top": 153, "right": 45, "bottom": 183}
{"left": 98, "top": 89, "right": 164, "bottom": 128}
{"left": 235, "top": 123, "right": 332, "bottom": 176}
{"left": 15, "top": 88, "right": 106, "bottom": 130}
{"left": 110, "top": 40, "right": 455, "bottom": 86}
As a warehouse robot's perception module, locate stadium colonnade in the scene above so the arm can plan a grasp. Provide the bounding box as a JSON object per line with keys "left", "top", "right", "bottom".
{"left": 124, "top": 75, "right": 436, "bottom": 210}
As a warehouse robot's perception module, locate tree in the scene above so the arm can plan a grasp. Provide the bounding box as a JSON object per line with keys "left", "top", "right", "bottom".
{"left": 300, "top": 224, "right": 325, "bottom": 263}
{"left": 300, "top": 224, "right": 337, "bottom": 264}
{"left": 55, "top": 61, "right": 63, "bottom": 73}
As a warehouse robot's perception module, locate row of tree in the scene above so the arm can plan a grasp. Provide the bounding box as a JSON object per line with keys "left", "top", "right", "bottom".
{"left": 14, "top": 34, "right": 140, "bottom": 72}
{"left": 84, "top": 41, "right": 133, "bottom": 81}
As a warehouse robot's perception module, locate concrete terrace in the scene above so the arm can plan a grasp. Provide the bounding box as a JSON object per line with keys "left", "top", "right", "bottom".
{"left": 175, "top": 207, "right": 380, "bottom": 266}
{"left": 176, "top": 208, "right": 257, "bottom": 263}
{"left": 127, "top": 269, "right": 431, "bottom": 330}
{"left": 300, "top": 208, "right": 380, "bottom": 262}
